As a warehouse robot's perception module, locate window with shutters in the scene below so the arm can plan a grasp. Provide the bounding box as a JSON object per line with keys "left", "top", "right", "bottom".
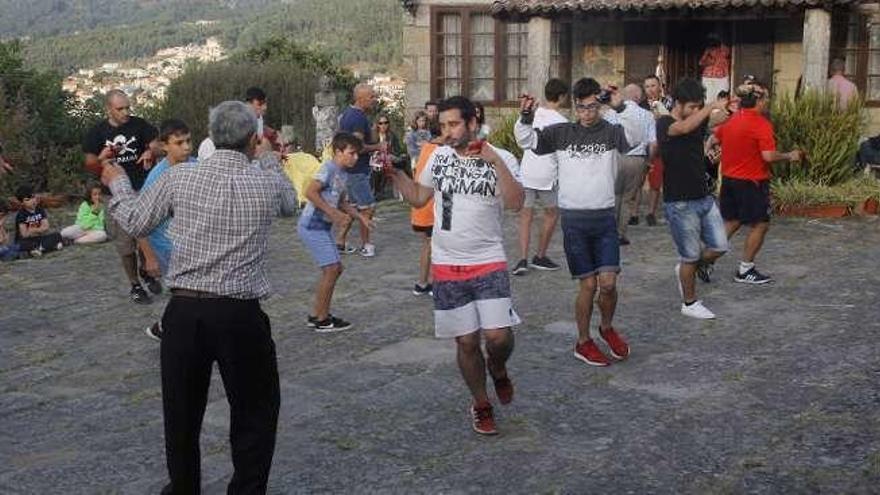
{"left": 431, "top": 8, "right": 571, "bottom": 105}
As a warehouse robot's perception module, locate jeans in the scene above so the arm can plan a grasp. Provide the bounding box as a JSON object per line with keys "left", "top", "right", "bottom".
{"left": 664, "top": 196, "right": 729, "bottom": 262}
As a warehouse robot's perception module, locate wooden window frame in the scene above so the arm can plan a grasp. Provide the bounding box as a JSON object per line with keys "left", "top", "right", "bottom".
{"left": 430, "top": 7, "right": 572, "bottom": 106}
{"left": 832, "top": 11, "right": 880, "bottom": 107}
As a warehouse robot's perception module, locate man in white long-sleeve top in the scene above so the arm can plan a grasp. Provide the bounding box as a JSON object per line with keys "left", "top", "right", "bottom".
{"left": 515, "top": 77, "right": 632, "bottom": 369}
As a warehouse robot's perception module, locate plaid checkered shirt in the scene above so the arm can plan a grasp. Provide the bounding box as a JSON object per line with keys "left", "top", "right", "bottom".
{"left": 108, "top": 149, "right": 297, "bottom": 299}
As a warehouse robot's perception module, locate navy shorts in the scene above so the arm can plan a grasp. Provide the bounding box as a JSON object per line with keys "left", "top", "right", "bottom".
{"left": 560, "top": 209, "right": 621, "bottom": 279}
{"left": 720, "top": 177, "right": 771, "bottom": 225}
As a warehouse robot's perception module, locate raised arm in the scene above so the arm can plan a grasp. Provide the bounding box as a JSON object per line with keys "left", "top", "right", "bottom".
{"left": 102, "top": 163, "right": 173, "bottom": 238}
{"left": 255, "top": 150, "right": 297, "bottom": 216}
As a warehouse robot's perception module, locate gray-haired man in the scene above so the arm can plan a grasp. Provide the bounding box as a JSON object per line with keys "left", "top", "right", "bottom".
{"left": 101, "top": 101, "right": 297, "bottom": 493}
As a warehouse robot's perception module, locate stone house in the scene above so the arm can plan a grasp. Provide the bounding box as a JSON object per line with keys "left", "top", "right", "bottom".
{"left": 401, "top": 0, "right": 880, "bottom": 131}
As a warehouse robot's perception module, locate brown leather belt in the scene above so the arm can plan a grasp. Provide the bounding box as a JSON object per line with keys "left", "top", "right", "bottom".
{"left": 171, "top": 288, "right": 224, "bottom": 299}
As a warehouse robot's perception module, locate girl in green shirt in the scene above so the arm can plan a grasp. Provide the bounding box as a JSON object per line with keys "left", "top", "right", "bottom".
{"left": 61, "top": 184, "right": 108, "bottom": 244}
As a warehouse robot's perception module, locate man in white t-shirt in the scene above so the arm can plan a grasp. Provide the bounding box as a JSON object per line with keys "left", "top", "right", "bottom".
{"left": 392, "top": 96, "right": 524, "bottom": 437}
{"left": 512, "top": 78, "right": 569, "bottom": 276}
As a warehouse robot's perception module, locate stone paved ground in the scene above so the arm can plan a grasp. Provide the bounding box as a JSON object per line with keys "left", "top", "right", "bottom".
{"left": 1, "top": 202, "right": 878, "bottom": 494}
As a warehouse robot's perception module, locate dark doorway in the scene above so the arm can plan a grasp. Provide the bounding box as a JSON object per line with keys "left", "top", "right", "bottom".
{"left": 732, "top": 21, "right": 775, "bottom": 91}
{"left": 665, "top": 21, "right": 729, "bottom": 88}
{"left": 624, "top": 22, "right": 663, "bottom": 84}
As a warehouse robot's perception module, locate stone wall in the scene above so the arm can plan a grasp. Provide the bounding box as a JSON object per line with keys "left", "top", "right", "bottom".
{"left": 572, "top": 22, "right": 625, "bottom": 87}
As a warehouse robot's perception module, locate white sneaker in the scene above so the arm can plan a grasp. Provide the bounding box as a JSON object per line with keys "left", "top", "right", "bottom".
{"left": 674, "top": 263, "right": 683, "bottom": 298}
{"left": 359, "top": 243, "right": 375, "bottom": 257}
{"left": 681, "top": 300, "right": 716, "bottom": 319}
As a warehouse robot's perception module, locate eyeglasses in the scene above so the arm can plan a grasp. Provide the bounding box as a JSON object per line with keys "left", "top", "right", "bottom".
{"left": 575, "top": 102, "right": 601, "bottom": 111}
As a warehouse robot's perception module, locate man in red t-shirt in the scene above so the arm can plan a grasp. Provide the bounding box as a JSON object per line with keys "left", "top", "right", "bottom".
{"left": 709, "top": 81, "right": 802, "bottom": 284}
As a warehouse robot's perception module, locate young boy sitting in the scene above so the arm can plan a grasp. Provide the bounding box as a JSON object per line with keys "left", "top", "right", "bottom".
{"left": 143, "top": 119, "right": 195, "bottom": 341}
{"left": 15, "top": 185, "right": 63, "bottom": 257}
{"left": 297, "top": 132, "right": 371, "bottom": 332}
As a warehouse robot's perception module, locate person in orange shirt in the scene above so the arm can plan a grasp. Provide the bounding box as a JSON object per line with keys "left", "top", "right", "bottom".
{"left": 410, "top": 141, "right": 437, "bottom": 295}
{"left": 709, "top": 81, "right": 802, "bottom": 284}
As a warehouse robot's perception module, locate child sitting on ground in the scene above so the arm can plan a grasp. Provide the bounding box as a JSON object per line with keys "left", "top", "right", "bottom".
{"left": 61, "top": 183, "right": 108, "bottom": 244}
{"left": 0, "top": 199, "right": 19, "bottom": 260}
{"left": 298, "top": 132, "right": 371, "bottom": 332}
{"left": 14, "top": 185, "right": 63, "bottom": 257}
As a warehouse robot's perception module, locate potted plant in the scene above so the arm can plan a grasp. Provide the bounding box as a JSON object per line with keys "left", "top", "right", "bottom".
{"left": 771, "top": 178, "right": 852, "bottom": 218}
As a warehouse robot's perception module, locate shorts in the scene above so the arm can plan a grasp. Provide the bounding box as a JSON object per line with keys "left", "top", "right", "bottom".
{"left": 431, "top": 262, "right": 522, "bottom": 338}
{"left": 664, "top": 196, "right": 729, "bottom": 262}
{"left": 297, "top": 223, "right": 341, "bottom": 268}
{"left": 560, "top": 209, "right": 620, "bottom": 279}
{"left": 648, "top": 157, "right": 664, "bottom": 191}
{"left": 720, "top": 177, "right": 771, "bottom": 225}
{"left": 523, "top": 187, "right": 558, "bottom": 208}
{"left": 346, "top": 172, "right": 376, "bottom": 210}
{"left": 106, "top": 214, "right": 137, "bottom": 256}
{"left": 412, "top": 224, "right": 433, "bottom": 237}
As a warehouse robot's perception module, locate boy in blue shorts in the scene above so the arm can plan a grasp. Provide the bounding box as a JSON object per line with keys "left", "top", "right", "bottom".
{"left": 143, "top": 119, "right": 194, "bottom": 340}
{"left": 299, "top": 132, "right": 371, "bottom": 332}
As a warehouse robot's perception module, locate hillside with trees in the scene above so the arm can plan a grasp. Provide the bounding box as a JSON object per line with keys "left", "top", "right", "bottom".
{"left": 12, "top": 0, "right": 405, "bottom": 73}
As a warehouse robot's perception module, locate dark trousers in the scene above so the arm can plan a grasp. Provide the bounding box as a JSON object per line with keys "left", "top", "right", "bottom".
{"left": 18, "top": 232, "right": 62, "bottom": 253}
{"left": 160, "top": 296, "right": 280, "bottom": 494}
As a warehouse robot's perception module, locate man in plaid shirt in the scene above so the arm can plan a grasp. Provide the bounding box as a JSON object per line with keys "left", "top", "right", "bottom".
{"left": 102, "top": 100, "right": 296, "bottom": 493}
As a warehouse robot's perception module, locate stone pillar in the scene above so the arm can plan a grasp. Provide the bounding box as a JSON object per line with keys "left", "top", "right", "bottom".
{"left": 802, "top": 8, "right": 831, "bottom": 92}
{"left": 528, "top": 17, "right": 553, "bottom": 100}
{"left": 312, "top": 75, "right": 339, "bottom": 152}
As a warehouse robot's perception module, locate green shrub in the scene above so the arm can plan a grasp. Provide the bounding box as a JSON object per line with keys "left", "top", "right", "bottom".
{"left": 770, "top": 175, "right": 880, "bottom": 209}
{"left": 488, "top": 111, "right": 523, "bottom": 160}
{"left": 771, "top": 90, "right": 864, "bottom": 185}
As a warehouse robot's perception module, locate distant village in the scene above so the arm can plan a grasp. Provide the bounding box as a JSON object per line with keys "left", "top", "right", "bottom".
{"left": 61, "top": 36, "right": 406, "bottom": 109}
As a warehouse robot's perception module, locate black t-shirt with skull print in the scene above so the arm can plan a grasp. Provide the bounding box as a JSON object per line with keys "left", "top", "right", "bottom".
{"left": 83, "top": 116, "right": 158, "bottom": 191}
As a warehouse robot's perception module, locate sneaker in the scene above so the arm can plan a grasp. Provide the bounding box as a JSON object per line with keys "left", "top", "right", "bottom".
{"left": 470, "top": 403, "right": 498, "bottom": 435}
{"left": 599, "top": 326, "right": 630, "bottom": 360}
{"left": 130, "top": 284, "right": 152, "bottom": 305}
{"left": 143, "top": 275, "right": 163, "bottom": 295}
{"left": 56, "top": 242, "right": 64, "bottom": 251}
{"left": 359, "top": 243, "right": 376, "bottom": 257}
{"left": 412, "top": 283, "right": 433, "bottom": 296}
{"left": 337, "top": 244, "right": 357, "bottom": 255}
{"left": 573, "top": 339, "right": 611, "bottom": 367}
{"left": 511, "top": 259, "right": 529, "bottom": 276}
{"left": 627, "top": 216, "right": 639, "bottom": 226}
{"left": 681, "top": 300, "right": 716, "bottom": 319}
{"left": 618, "top": 236, "right": 631, "bottom": 246}
{"left": 696, "top": 260, "right": 714, "bottom": 283}
{"left": 646, "top": 213, "right": 658, "bottom": 226}
{"left": 145, "top": 321, "right": 163, "bottom": 341}
{"left": 29, "top": 249, "right": 43, "bottom": 258}
{"left": 493, "top": 375, "right": 514, "bottom": 405}
{"left": 735, "top": 267, "right": 773, "bottom": 285}
{"left": 530, "top": 256, "right": 561, "bottom": 271}
{"left": 307, "top": 315, "right": 324, "bottom": 328}
{"left": 315, "top": 316, "right": 353, "bottom": 333}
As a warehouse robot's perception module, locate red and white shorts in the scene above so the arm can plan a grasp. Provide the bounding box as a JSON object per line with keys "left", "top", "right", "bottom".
{"left": 431, "top": 262, "right": 522, "bottom": 338}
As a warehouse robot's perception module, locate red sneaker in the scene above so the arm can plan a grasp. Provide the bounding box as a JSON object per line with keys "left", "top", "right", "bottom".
{"left": 470, "top": 402, "right": 498, "bottom": 435}
{"left": 599, "top": 326, "right": 630, "bottom": 360}
{"left": 493, "top": 375, "right": 514, "bottom": 405}
{"left": 574, "top": 339, "right": 611, "bottom": 367}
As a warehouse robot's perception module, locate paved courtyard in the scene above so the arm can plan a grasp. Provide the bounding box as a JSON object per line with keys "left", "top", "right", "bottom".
{"left": 1, "top": 202, "right": 878, "bottom": 494}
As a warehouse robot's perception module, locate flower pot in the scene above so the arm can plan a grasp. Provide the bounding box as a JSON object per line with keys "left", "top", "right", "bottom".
{"left": 778, "top": 204, "right": 851, "bottom": 218}
{"left": 860, "top": 197, "right": 880, "bottom": 215}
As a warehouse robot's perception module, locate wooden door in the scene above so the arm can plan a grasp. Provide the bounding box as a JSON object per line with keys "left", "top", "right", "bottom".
{"left": 732, "top": 21, "right": 775, "bottom": 90}
{"left": 624, "top": 22, "right": 662, "bottom": 84}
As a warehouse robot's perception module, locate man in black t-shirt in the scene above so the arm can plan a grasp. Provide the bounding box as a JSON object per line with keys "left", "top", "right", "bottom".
{"left": 83, "top": 89, "right": 160, "bottom": 305}
{"left": 656, "top": 78, "right": 729, "bottom": 320}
